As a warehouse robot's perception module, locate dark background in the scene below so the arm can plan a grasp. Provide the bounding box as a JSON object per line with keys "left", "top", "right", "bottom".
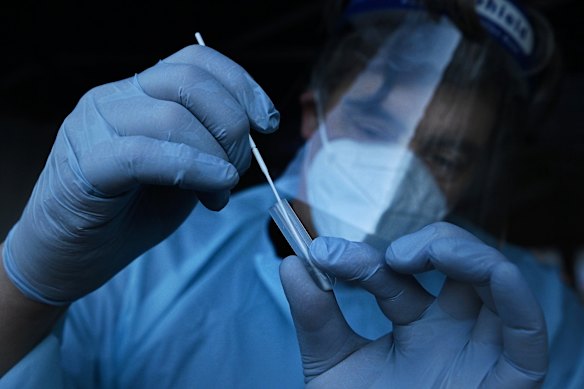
{"left": 0, "top": 1, "right": 582, "bottom": 261}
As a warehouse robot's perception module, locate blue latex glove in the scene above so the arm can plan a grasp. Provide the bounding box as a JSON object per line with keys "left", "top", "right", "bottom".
{"left": 280, "top": 222, "right": 548, "bottom": 388}
{"left": 3, "top": 45, "right": 279, "bottom": 305}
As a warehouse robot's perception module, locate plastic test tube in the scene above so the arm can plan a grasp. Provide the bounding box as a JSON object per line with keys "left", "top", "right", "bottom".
{"left": 249, "top": 135, "right": 335, "bottom": 291}
{"left": 269, "top": 199, "right": 335, "bottom": 291}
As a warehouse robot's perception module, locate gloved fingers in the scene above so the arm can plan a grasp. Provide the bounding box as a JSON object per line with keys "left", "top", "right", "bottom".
{"left": 309, "top": 237, "right": 434, "bottom": 325}
{"left": 437, "top": 279, "right": 482, "bottom": 321}
{"left": 473, "top": 285, "right": 497, "bottom": 317}
{"left": 388, "top": 222, "right": 547, "bottom": 383}
{"left": 99, "top": 94, "right": 229, "bottom": 163}
{"left": 79, "top": 136, "right": 238, "bottom": 197}
{"left": 195, "top": 190, "right": 231, "bottom": 211}
{"left": 470, "top": 305, "right": 502, "bottom": 346}
{"left": 136, "top": 45, "right": 280, "bottom": 174}
{"left": 280, "top": 256, "right": 369, "bottom": 380}
{"left": 97, "top": 94, "right": 236, "bottom": 205}
{"left": 160, "top": 44, "right": 279, "bottom": 134}
{"left": 482, "top": 262, "right": 548, "bottom": 387}
{"left": 136, "top": 63, "right": 255, "bottom": 174}
{"left": 386, "top": 222, "right": 507, "bottom": 289}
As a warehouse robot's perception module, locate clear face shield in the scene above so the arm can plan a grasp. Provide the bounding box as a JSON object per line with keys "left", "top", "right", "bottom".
{"left": 279, "top": 12, "right": 510, "bottom": 250}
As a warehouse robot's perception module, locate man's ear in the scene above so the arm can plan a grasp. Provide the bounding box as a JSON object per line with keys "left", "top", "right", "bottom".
{"left": 299, "top": 90, "right": 318, "bottom": 140}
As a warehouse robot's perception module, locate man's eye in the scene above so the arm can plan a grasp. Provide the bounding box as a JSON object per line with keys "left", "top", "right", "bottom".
{"left": 423, "top": 151, "right": 468, "bottom": 179}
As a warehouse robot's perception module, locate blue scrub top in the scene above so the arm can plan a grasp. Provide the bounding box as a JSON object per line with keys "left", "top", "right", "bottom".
{"left": 2, "top": 179, "right": 584, "bottom": 388}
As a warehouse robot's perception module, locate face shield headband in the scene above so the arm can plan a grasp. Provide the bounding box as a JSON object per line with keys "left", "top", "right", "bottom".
{"left": 343, "top": 0, "right": 550, "bottom": 75}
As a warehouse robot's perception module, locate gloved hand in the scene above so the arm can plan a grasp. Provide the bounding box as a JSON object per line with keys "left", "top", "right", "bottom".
{"left": 3, "top": 44, "right": 279, "bottom": 305}
{"left": 280, "top": 222, "right": 548, "bottom": 388}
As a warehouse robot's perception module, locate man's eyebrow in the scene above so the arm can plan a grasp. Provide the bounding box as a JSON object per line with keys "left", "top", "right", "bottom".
{"left": 412, "top": 135, "right": 482, "bottom": 156}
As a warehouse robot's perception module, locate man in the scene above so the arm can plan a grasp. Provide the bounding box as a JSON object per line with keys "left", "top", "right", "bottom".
{"left": 1, "top": 1, "right": 582, "bottom": 387}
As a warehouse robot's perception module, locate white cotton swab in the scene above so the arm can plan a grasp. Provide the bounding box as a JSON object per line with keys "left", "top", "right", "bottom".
{"left": 194, "top": 32, "right": 288, "bottom": 217}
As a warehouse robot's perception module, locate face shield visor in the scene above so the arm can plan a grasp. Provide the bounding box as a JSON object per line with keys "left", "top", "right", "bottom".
{"left": 278, "top": 11, "right": 522, "bottom": 250}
